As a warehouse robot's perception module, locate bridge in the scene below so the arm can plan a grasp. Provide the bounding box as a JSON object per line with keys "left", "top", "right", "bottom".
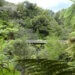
{"left": 26, "top": 40, "right": 47, "bottom": 44}
{"left": 26, "top": 40, "right": 67, "bottom": 44}
{"left": 26, "top": 40, "right": 47, "bottom": 59}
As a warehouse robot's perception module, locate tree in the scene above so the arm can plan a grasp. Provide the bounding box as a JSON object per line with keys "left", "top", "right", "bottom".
{"left": 66, "top": 32, "right": 75, "bottom": 60}
{"left": 56, "top": 4, "right": 75, "bottom": 39}
{"left": 70, "top": 0, "right": 75, "bottom": 3}
{"left": 0, "top": 0, "right": 5, "bottom": 6}
{"left": 0, "top": 20, "right": 18, "bottom": 40}
{"left": 44, "top": 36, "right": 66, "bottom": 60}
{"left": 17, "top": 1, "right": 41, "bottom": 19}
{"left": 4, "top": 37, "right": 36, "bottom": 75}
{"left": 31, "top": 15, "right": 50, "bottom": 38}
{"left": 17, "top": 1, "right": 62, "bottom": 39}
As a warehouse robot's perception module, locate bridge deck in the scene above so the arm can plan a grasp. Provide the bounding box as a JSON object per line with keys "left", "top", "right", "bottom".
{"left": 26, "top": 40, "right": 47, "bottom": 44}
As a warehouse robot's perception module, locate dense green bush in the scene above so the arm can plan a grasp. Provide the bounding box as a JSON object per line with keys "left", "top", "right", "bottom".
{"left": 0, "top": 1, "right": 75, "bottom": 75}
{"left": 44, "top": 36, "right": 67, "bottom": 60}
{"left": 0, "top": 20, "right": 18, "bottom": 40}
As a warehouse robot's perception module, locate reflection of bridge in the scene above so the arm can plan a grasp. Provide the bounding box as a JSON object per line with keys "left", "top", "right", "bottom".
{"left": 18, "top": 59, "right": 74, "bottom": 75}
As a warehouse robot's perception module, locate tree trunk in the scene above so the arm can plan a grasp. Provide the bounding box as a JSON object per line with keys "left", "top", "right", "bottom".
{"left": 21, "top": 69, "right": 25, "bottom": 75}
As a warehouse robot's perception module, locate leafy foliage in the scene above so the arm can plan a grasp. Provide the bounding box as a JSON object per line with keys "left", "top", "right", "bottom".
{"left": 0, "top": 0, "right": 5, "bottom": 6}
{"left": 44, "top": 36, "right": 67, "bottom": 60}
{"left": 0, "top": 1, "right": 75, "bottom": 75}
{"left": 0, "top": 20, "right": 18, "bottom": 40}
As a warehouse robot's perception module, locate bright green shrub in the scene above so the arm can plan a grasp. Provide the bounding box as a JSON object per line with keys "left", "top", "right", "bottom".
{"left": 69, "top": 32, "right": 75, "bottom": 38}
{"left": 44, "top": 36, "right": 66, "bottom": 60}
{"left": 0, "top": 20, "right": 18, "bottom": 39}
